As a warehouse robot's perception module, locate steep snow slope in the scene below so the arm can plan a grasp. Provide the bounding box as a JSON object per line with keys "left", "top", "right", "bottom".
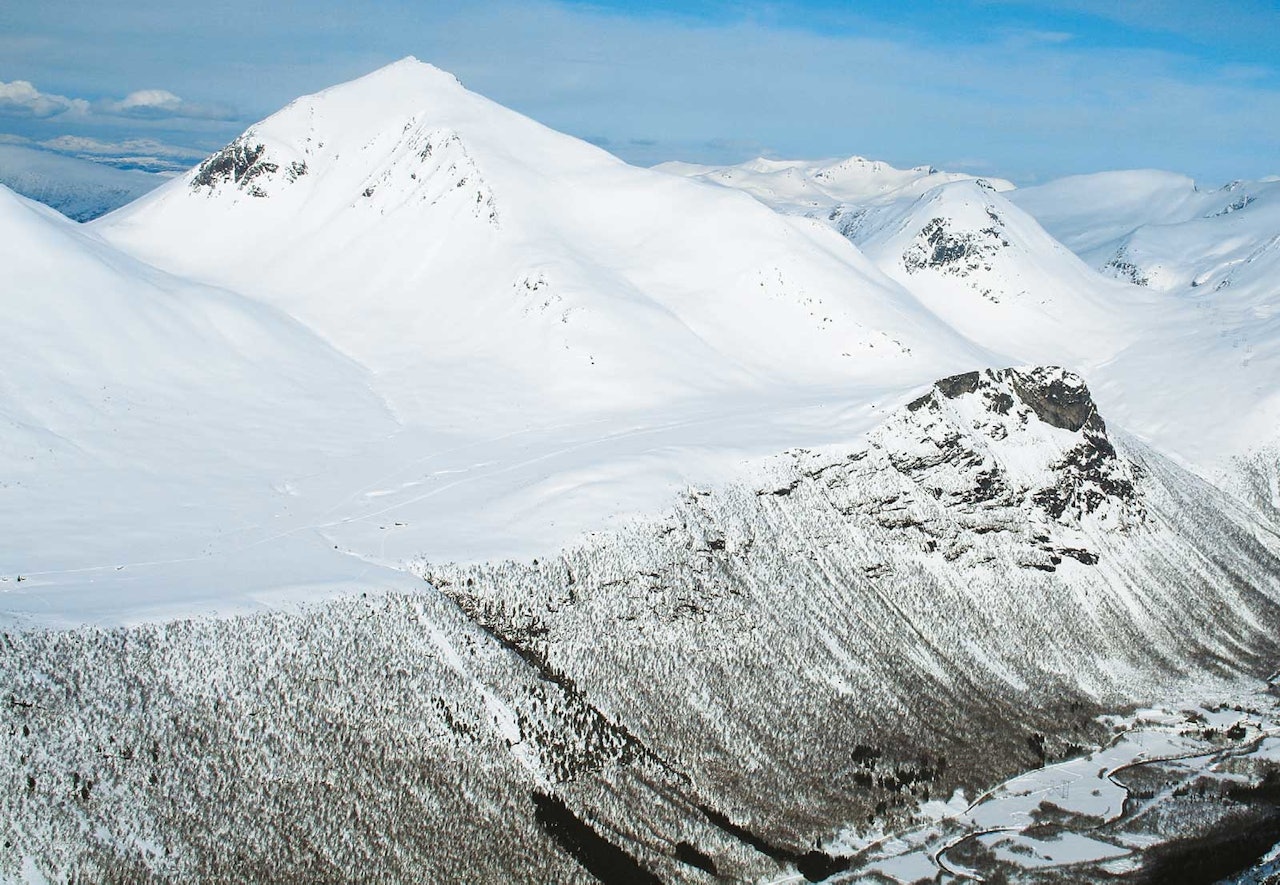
{"left": 0, "top": 185, "right": 405, "bottom": 623}
{"left": 0, "top": 144, "right": 163, "bottom": 221}
{"left": 657, "top": 154, "right": 1013, "bottom": 216}
{"left": 654, "top": 162, "right": 1150, "bottom": 380}
{"left": 97, "top": 58, "right": 992, "bottom": 429}
{"left": 1008, "top": 170, "right": 1203, "bottom": 267}
{"left": 842, "top": 179, "right": 1159, "bottom": 368}
{"left": 1009, "top": 170, "right": 1280, "bottom": 288}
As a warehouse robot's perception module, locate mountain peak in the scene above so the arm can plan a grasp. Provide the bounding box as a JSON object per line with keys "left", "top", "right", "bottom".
{"left": 339, "top": 54, "right": 464, "bottom": 93}
{"left": 378, "top": 54, "right": 451, "bottom": 78}
{"left": 131, "top": 56, "right": 490, "bottom": 206}
{"left": 888, "top": 366, "right": 1139, "bottom": 527}
{"left": 909, "top": 366, "right": 1099, "bottom": 432}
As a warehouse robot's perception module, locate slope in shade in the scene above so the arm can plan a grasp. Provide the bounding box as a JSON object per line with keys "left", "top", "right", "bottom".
{"left": 1009, "top": 170, "right": 1280, "bottom": 468}
{"left": 1009, "top": 169, "right": 1280, "bottom": 288}
{"left": 0, "top": 184, "right": 403, "bottom": 623}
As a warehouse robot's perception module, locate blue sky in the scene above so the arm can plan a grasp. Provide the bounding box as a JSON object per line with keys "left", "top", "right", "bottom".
{"left": 1, "top": 0, "right": 1277, "bottom": 182}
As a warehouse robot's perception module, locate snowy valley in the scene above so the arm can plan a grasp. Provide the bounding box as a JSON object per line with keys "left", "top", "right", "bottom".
{"left": 0, "top": 144, "right": 164, "bottom": 222}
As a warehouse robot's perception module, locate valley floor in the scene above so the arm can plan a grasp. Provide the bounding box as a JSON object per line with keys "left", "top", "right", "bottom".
{"left": 843, "top": 686, "right": 1280, "bottom": 883}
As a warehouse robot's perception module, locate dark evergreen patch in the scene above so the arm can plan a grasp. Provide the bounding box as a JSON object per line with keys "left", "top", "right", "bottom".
{"left": 695, "top": 803, "right": 850, "bottom": 882}
{"left": 532, "top": 791, "right": 662, "bottom": 884}
{"left": 673, "top": 840, "right": 717, "bottom": 876}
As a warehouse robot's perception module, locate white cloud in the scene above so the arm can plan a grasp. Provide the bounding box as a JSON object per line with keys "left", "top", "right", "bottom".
{"left": 35, "top": 134, "right": 205, "bottom": 172}
{"left": 103, "top": 89, "right": 235, "bottom": 120}
{"left": 40, "top": 135, "right": 200, "bottom": 159}
{"left": 110, "top": 89, "right": 184, "bottom": 114}
{"left": 0, "top": 79, "right": 233, "bottom": 122}
{"left": 0, "top": 80, "right": 89, "bottom": 118}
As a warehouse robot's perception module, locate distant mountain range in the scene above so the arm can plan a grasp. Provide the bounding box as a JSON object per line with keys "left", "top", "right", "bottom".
{"left": 0, "top": 143, "right": 165, "bottom": 220}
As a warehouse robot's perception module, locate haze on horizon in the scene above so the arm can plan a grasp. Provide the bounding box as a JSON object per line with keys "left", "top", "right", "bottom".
{"left": 1, "top": 0, "right": 1277, "bottom": 185}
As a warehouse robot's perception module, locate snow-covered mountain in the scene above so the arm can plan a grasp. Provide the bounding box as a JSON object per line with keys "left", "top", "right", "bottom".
{"left": 97, "top": 59, "right": 991, "bottom": 430}
{"left": 0, "top": 56, "right": 1076, "bottom": 624}
{"left": 4, "top": 58, "right": 1280, "bottom": 884}
{"left": 661, "top": 158, "right": 1280, "bottom": 472}
{"left": 657, "top": 154, "right": 1014, "bottom": 216}
{"left": 0, "top": 144, "right": 164, "bottom": 221}
{"left": 835, "top": 179, "right": 1157, "bottom": 368}
{"left": 1010, "top": 170, "right": 1280, "bottom": 292}
{"left": 1009, "top": 171, "right": 1280, "bottom": 471}
{"left": 660, "top": 159, "right": 1146, "bottom": 370}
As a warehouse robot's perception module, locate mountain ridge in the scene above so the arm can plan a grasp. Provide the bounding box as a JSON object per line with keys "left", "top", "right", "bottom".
{"left": 99, "top": 58, "right": 1001, "bottom": 430}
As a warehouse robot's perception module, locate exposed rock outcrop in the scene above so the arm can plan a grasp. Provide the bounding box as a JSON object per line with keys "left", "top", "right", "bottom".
{"left": 190, "top": 134, "right": 281, "bottom": 196}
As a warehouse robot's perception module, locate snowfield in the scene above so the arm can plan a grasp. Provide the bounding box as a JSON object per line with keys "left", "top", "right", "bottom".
{"left": 8, "top": 58, "right": 1012, "bottom": 625}
{"left": 660, "top": 149, "right": 1280, "bottom": 473}
{"left": 0, "top": 184, "right": 410, "bottom": 624}
{"left": 98, "top": 58, "right": 992, "bottom": 427}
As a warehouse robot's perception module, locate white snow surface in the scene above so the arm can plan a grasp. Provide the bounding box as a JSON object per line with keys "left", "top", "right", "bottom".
{"left": 0, "top": 185, "right": 416, "bottom": 624}
{"left": 5, "top": 58, "right": 1279, "bottom": 624}
{"left": 1, "top": 57, "right": 1010, "bottom": 624}
{"left": 98, "top": 58, "right": 992, "bottom": 427}
{"left": 664, "top": 156, "right": 1280, "bottom": 471}
{"left": 4, "top": 60, "right": 996, "bottom": 625}
{"left": 656, "top": 154, "right": 1014, "bottom": 216}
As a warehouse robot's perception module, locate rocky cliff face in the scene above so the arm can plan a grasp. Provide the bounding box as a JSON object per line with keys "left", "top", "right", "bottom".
{"left": 896, "top": 366, "right": 1141, "bottom": 531}
{"left": 190, "top": 134, "right": 292, "bottom": 197}
{"left": 4, "top": 367, "right": 1279, "bottom": 883}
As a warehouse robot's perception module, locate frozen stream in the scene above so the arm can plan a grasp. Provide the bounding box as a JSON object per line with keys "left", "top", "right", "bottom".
{"left": 826, "top": 686, "right": 1280, "bottom": 883}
